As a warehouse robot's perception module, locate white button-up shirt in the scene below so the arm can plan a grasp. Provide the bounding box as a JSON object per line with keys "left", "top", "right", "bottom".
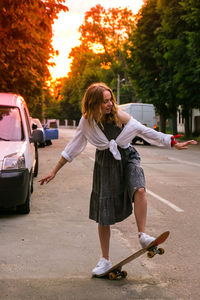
{"left": 61, "top": 116, "right": 172, "bottom": 162}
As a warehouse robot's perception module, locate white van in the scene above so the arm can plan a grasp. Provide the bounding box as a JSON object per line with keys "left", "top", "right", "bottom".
{"left": 119, "top": 103, "right": 157, "bottom": 144}
{"left": 0, "top": 93, "right": 43, "bottom": 213}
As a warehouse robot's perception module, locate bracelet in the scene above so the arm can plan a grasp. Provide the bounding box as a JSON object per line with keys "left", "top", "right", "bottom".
{"left": 171, "top": 134, "right": 183, "bottom": 147}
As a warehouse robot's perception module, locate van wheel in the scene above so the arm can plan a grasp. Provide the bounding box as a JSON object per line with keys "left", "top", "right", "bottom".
{"left": 17, "top": 185, "right": 30, "bottom": 214}
{"left": 143, "top": 140, "right": 150, "bottom": 146}
{"left": 131, "top": 137, "right": 138, "bottom": 145}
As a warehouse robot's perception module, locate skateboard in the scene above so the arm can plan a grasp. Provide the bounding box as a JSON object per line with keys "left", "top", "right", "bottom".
{"left": 95, "top": 231, "right": 170, "bottom": 280}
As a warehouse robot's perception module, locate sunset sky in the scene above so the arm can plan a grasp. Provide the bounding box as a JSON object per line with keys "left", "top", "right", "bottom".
{"left": 49, "top": 0, "right": 144, "bottom": 79}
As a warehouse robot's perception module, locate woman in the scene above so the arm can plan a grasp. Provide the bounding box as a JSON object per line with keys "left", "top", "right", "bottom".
{"left": 39, "top": 82, "right": 197, "bottom": 276}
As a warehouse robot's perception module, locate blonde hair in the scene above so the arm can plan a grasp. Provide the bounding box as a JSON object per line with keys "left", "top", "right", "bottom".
{"left": 81, "top": 82, "right": 120, "bottom": 126}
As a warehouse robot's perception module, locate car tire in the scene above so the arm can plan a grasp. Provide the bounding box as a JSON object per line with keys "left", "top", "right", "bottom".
{"left": 45, "top": 140, "right": 52, "bottom": 146}
{"left": 143, "top": 140, "right": 150, "bottom": 146}
{"left": 132, "top": 137, "right": 139, "bottom": 145}
{"left": 39, "top": 142, "right": 45, "bottom": 148}
{"left": 16, "top": 182, "right": 31, "bottom": 214}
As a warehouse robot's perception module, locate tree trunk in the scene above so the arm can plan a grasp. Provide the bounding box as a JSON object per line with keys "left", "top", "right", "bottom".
{"left": 159, "top": 114, "right": 166, "bottom": 133}
{"left": 184, "top": 111, "right": 191, "bottom": 138}
{"left": 183, "top": 106, "right": 192, "bottom": 138}
{"left": 172, "top": 110, "right": 177, "bottom": 135}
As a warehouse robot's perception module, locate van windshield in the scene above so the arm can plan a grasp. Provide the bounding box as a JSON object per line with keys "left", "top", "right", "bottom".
{"left": 0, "top": 106, "right": 24, "bottom": 141}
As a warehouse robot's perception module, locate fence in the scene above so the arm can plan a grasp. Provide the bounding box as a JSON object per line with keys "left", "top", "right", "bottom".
{"left": 57, "top": 120, "right": 77, "bottom": 129}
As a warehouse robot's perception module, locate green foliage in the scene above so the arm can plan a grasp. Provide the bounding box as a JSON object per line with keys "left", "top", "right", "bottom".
{"left": 60, "top": 47, "right": 109, "bottom": 121}
{"left": 179, "top": 0, "right": 200, "bottom": 108}
{"left": 157, "top": 0, "right": 200, "bottom": 136}
{"left": 127, "top": 0, "right": 200, "bottom": 135}
{"left": 127, "top": 0, "right": 171, "bottom": 123}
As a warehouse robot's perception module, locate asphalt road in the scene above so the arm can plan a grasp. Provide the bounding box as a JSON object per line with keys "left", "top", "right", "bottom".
{"left": 0, "top": 128, "right": 200, "bottom": 300}
{"left": 114, "top": 140, "right": 200, "bottom": 299}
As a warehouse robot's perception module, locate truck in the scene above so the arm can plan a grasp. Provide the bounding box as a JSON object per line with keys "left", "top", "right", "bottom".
{"left": 119, "top": 103, "right": 157, "bottom": 145}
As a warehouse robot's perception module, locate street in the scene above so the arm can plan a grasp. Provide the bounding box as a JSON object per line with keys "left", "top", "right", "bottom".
{"left": 0, "top": 128, "right": 200, "bottom": 299}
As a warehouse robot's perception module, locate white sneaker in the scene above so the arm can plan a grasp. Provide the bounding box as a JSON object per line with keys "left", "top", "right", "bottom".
{"left": 139, "top": 232, "right": 155, "bottom": 248}
{"left": 92, "top": 258, "right": 112, "bottom": 276}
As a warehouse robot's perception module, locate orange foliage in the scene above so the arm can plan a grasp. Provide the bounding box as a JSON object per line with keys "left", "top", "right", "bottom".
{"left": 79, "top": 4, "right": 134, "bottom": 58}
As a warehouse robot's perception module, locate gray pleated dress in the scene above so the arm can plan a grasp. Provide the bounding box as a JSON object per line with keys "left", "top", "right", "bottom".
{"left": 89, "top": 120, "right": 146, "bottom": 226}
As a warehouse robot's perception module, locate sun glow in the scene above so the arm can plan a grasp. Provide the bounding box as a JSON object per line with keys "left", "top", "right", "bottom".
{"left": 91, "top": 43, "right": 105, "bottom": 54}
{"left": 50, "top": 0, "right": 144, "bottom": 80}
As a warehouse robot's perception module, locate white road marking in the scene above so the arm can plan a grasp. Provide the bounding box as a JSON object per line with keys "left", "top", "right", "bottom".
{"left": 168, "top": 156, "right": 200, "bottom": 167}
{"left": 146, "top": 189, "right": 184, "bottom": 212}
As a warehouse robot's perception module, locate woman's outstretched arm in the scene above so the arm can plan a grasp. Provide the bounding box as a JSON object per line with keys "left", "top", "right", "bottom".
{"left": 39, "top": 156, "right": 68, "bottom": 185}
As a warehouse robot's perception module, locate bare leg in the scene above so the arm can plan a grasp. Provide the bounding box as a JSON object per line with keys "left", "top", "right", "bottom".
{"left": 98, "top": 225, "right": 110, "bottom": 260}
{"left": 134, "top": 188, "right": 147, "bottom": 234}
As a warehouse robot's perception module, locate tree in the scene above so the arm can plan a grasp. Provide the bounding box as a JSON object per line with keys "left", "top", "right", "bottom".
{"left": 127, "top": 0, "right": 171, "bottom": 132}
{"left": 157, "top": 0, "right": 200, "bottom": 136}
{"left": 79, "top": 4, "right": 135, "bottom": 100}
{"left": 127, "top": 0, "right": 200, "bottom": 135}
{"left": 0, "top": 0, "right": 68, "bottom": 117}
{"left": 178, "top": 0, "right": 200, "bottom": 135}
{"left": 79, "top": 4, "right": 134, "bottom": 61}
{"left": 155, "top": 0, "right": 186, "bottom": 134}
{"left": 59, "top": 4, "right": 136, "bottom": 121}
{"left": 60, "top": 45, "right": 108, "bottom": 121}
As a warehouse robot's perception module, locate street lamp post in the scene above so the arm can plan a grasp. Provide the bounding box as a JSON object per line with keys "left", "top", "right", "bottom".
{"left": 117, "top": 74, "right": 126, "bottom": 105}
{"left": 117, "top": 74, "right": 120, "bottom": 105}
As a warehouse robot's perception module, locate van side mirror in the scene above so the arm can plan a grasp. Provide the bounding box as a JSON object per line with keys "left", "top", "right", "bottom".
{"left": 30, "top": 129, "right": 44, "bottom": 143}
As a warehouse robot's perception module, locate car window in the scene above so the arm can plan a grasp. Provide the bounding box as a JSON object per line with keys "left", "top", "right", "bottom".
{"left": 49, "top": 121, "right": 57, "bottom": 128}
{"left": 0, "top": 106, "right": 24, "bottom": 141}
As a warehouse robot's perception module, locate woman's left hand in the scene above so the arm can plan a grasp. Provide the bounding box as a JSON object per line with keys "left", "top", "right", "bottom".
{"left": 174, "top": 140, "right": 198, "bottom": 150}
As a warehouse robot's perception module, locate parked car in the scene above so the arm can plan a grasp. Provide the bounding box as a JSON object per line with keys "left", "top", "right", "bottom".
{"left": 0, "top": 93, "right": 43, "bottom": 213}
{"left": 31, "top": 118, "right": 45, "bottom": 147}
{"left": 43, "top": 119, "right": 59, "bottom": 146}
{"left": 120, "top": 103, "right": 157, "bottom": 145}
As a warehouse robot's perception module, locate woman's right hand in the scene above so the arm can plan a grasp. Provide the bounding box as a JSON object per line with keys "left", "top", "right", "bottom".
{"left": 39, "top": 157, "right": 67, "bottom": 185}
{"left": 39, "top": 171, "right": 56, "bottom": 185}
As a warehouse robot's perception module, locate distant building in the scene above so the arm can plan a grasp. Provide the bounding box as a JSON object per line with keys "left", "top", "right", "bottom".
{"left": 177, "top": 106, "right": 200, "bottom": 134}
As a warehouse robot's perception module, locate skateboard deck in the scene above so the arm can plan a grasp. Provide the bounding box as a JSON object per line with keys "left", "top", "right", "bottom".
{"left": 95, "top": 231, "right": 170, "bottom": 280}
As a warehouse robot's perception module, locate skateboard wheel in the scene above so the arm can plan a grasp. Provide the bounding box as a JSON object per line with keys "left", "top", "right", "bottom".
{"left": 158, "top": 248, "right": 165, "bottom": 255}
{"left": 121, "top": 270, "right": 127, "bottom": 278}
{"left": 147, "top": 251, "right": 155, "bottom": 258}
{"left": 109, "top": 272, "right": 116, "bottom": 280}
